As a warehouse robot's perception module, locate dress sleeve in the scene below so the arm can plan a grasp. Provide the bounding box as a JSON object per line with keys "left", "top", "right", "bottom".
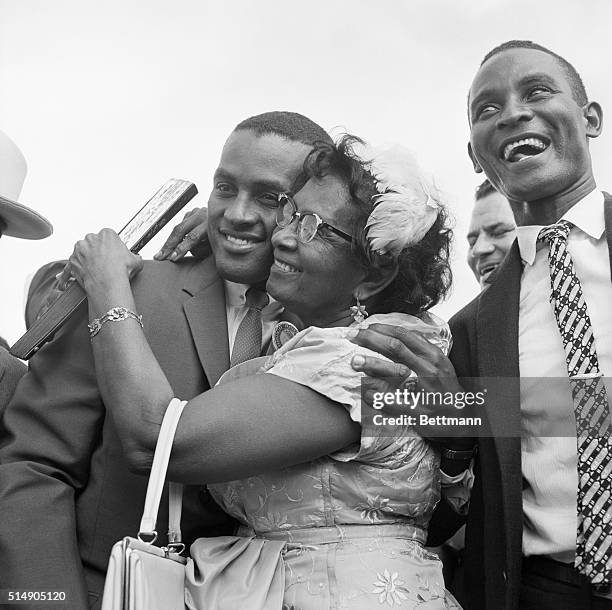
{"left": 262, "top": 313, "right": 449, "bottom": 464}
{"left": 262, "top": 325, "right": 367, "bottom": 424}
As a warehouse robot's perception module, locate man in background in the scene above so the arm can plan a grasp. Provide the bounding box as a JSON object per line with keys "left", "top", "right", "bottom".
{"left": 466, "top": 178, "right": 516, "bottom": 288}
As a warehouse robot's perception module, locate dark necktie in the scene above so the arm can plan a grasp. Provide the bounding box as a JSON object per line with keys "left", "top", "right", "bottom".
{"left": 230, "top": 287, "right": 269, "bottom": 367}
{"left": 539, "top": 220, "right": 612, "bottom": 586}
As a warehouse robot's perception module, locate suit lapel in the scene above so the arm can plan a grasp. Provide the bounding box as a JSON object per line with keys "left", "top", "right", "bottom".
{"left": 477, "top": 241, "right": 524, "bottom": 586}
{"left": 182, "top": 258, "right": 230, "bottom": 388}
{"left": 476, "top": 240, "right": 522, "bottom": 496}
{"left": 477, "top": 241, "right": 521, "bottom": 380}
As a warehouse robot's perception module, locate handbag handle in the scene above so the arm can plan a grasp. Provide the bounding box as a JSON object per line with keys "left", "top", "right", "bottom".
{"left": 138, "top": 398, "right": 187, "bottom": 545}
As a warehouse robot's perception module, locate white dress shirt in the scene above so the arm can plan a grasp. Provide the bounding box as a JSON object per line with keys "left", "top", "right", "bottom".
{"left": 517, "top": 189, "right": 612, "bottom": 561}
{"left": 224, "top": 281, "right": 283, "bottom": 356}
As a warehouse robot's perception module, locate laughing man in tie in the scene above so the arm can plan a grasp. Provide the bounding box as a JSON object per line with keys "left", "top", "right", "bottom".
{"left": 350, "top": 41, "right": 612, "bottom": 609}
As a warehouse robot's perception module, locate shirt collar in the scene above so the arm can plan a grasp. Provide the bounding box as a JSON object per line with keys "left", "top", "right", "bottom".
{"left": 223, "top": 280, "right": 282, "bottom": 315}
{"left": 224, "top": 280, "right": 249, "bottom": 308}
{"left": 516, "top": 188, "right": 605, "bottom": 266}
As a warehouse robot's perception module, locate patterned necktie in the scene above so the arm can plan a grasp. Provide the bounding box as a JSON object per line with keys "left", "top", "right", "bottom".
{"left": 539, "top": 220, "right": 612, "bottom": 586}
{"left": 230, "top": 287, "right": 269, "bottom": 367}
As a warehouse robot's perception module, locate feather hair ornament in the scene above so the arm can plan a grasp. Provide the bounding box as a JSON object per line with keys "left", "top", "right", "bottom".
{"left": 361, "top": 144, "right": 441, "bottom": 257}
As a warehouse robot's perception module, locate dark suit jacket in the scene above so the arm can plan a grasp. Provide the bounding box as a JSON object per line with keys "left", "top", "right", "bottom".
{"left": 24, "top": 260, "right": 67, "bottom": 328}
{"left": 0, "top": 347, "right": 26, "bottom": 421}
{"left": 448, "top": 193, "right": 612, "bottom": 609}
{"left": 0, "top": 256, "right": 236, "bottom": 609}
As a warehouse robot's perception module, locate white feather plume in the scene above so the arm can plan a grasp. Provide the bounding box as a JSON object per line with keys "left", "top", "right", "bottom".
{"left": 361, "top": 144, "right": 441, "bottom": 257}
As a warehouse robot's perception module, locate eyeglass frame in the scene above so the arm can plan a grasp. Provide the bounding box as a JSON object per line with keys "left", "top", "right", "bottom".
{"left": 275, "top": 192, "right": 353, "bottom": 244}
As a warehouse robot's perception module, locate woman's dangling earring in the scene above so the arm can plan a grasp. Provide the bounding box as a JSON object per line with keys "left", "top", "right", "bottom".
{"left": 350, "top": 295, "right": 369, "bottom": 324}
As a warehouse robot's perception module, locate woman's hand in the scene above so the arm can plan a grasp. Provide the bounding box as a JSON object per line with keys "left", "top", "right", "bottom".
{"left": 154, "top": 207, "right": 210, "bottom": 261}
{"left": 57, "top": 229, "right": 143, "bottom": 292}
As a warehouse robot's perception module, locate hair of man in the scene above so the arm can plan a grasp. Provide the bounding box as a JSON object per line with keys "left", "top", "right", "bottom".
{"left": 474, "top": 178, "right": 497, "bottom": 201}
{"left": 480, "top": 39, "right": 588, "bottom": 106}
{"left": 234, "top": 111, "right": 333, "bottom": 146}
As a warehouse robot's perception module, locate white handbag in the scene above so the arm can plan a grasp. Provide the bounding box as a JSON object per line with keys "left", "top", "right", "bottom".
{"left": 101, "top": 398, "right": 188, "bottom": 610}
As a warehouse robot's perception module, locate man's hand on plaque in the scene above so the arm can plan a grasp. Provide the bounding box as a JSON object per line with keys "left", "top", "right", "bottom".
{"left": 57, "top": 229, "right": 144, "bottom": 291}
{"left": 154, "top": 207, "right": 210, "bottom": 261}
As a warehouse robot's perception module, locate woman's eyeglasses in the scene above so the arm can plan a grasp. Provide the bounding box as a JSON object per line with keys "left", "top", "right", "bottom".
{"left": 275, "top": 193, "right": 353, "bottom": 244}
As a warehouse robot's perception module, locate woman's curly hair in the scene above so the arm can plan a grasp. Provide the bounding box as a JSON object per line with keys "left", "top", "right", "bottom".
{"left": 295, "top": 134, "right": 453, "bottom": 315}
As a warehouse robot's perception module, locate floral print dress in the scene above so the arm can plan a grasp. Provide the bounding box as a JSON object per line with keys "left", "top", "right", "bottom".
{"left": 184, "top": 313, "right": 462, "bottom": 610}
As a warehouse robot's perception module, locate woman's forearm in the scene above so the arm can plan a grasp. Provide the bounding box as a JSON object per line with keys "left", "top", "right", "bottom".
{"left": 85, "top": 274, "right": 360, "bottom": 483}
{"left": 65, "top": 231, "right": 359, "bottom": 483}
{"left": 86, "top": 275, "right": 173, "bottom": 463}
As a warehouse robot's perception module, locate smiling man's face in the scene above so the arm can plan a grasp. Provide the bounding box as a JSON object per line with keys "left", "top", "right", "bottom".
{"left": 207, "top": 130, "right": 311, "bottom": 285}
{"left": 467, "top": 47, "right": 593, "bottom": 205}
{"left": 467, "top": 190, "right": 516, "bottom": 288}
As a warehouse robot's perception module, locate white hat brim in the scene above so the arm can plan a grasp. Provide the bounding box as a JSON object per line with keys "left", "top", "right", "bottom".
{"left": 0, "top": 195, "right": 53, "bottom": 240}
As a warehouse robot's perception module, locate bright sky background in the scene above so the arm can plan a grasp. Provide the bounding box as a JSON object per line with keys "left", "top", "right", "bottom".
{"left": 2, "top": 0, "right": 612, "bottom": 345}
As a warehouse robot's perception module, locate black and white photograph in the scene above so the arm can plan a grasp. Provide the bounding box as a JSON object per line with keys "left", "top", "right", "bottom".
{"left": 1, "top": 1, "right": 611, "bottom": 608}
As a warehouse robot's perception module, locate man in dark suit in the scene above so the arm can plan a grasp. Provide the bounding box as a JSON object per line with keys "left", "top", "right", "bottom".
{"left": 0, "top": 129, "right": 53, "bottom": 418}
{"left": 0, "top": 111, "right": 330, "bottom": 609}
{"left": 0, "top": 348, "right": 25, "bottom": 417}
{"left": 350, "top": 41, "right": 612, "bottom": 609}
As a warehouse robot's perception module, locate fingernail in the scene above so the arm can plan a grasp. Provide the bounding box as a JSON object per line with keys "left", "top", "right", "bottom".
{"left": 154, "top": 250, "right": 163, "bottom": 260}
{"left": 397, "top": 366, "right": 411, "bottom": 378}
{"left": 169, "top": 252, "right": 178, "bottom": 261}
{"left": 55, "top": 272, "right": 62, "bottom": 280}
{"left": 352, "top": 355, "right": 365, "bottom": 368}
{"left": 346, "top": 328, "right": 359, "bottom": 339}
